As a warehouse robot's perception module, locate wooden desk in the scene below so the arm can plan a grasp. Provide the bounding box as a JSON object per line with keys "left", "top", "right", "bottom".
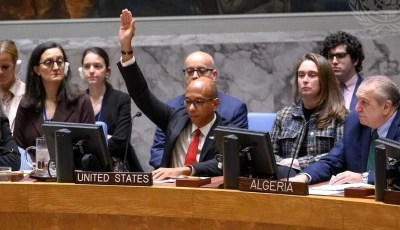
{"left": 0, "top": 182, "right": 399, "bottom": 230}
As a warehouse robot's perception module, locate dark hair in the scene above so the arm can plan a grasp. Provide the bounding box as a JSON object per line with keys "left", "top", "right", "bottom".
{"left": 293, "top": 53, "right": 347, "bottom": 129}
{"left": 320, "top": 31, "right": 365, "bottom": 73}
{"left": 81, "top": 47, "right": 112, "bottom": 88}
{"left": 21, "top": 42, "right": 83, "bottom": 111}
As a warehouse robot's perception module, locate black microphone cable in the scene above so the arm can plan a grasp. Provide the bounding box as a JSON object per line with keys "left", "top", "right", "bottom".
{"left": 286, "top": 119, "right": 312, "bottom": 181}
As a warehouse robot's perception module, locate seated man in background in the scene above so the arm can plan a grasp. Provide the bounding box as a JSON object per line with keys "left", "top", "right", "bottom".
{"left": 320, "top": 31, "right": 365, "bottom": 112}
{"left": 290, "top": 75, "right": 400, "bottom": 185}
{"left": 118, "top": 9, "right": 231, "bottom": 179}
{"left": 150, "top": 51, "right": 248, "bottom": 169}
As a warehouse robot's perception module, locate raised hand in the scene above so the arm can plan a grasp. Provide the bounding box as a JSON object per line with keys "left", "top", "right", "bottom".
{"left": 119, "top": 9, "right": 135, "bottom": 48}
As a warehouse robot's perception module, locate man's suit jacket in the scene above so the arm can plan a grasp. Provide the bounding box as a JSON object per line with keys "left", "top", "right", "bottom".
{"left": 150, "top": 91, "right": 248, "bottom": 168}
{"left": 303, "top": 108, "right": 400, "bottom": 184}
{"left": 349, "top": 74, "right": 363, "bottom": 112}
{"left": 0, "top": 117, "right": 20, "bottom": 170}
{"left": 14, "top": 94, "right": 95, "bottom": 149}
{"left": 118, "top": 61, "right": 229, "bottom": 176}
{"left": 93, "top": 86, "right": 142, "bottom": 172}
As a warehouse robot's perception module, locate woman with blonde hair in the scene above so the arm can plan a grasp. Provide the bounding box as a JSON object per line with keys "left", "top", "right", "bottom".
{"left": 271, "top": 53, "right": 347, "bottom": 175}
{"left": 0, "top": 40, "right": 25, "bottom": 132}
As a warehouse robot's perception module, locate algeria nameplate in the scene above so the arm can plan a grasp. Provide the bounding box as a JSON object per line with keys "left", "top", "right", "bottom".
{"left": 238, "top": 177, "right": 308, "bottom": 196}
{"left": 75, "top": 171, "right": 153, "bottom": 186}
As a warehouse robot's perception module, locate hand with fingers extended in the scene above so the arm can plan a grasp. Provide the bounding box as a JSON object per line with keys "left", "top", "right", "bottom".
{"left": 152, "top": 167, "right": 192, "bottom": 180}
{"left": 328, "top": 171, "right": 362, "bottom": 185}
{"left": 119, "top": 9, "right": 136, "bottom": 49}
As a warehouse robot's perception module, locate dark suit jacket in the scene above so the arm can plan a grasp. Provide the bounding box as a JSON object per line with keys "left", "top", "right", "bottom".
{"left": 118, "top": 61, "right": 230, "bottom": 176}
{"left": 303, "top": 108, "right": 400, "bottom": 184}
{"left": 91, "top": 86, "right": 142, "bottom": 172}
{"left": 14, "top": 94, "right": 95, "bottom": 149}
{"left": 150, "top": 89, "right": 248, "bottom": 169}
{"left": 0, "top": 117, "right": 20, "bottom": 170}
{"left": 349, "top": 74, "right": 363, "bottom": 112}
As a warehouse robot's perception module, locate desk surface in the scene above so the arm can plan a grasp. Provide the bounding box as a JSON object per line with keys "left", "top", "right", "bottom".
{"left": 0, "top": 181, "right": 399, "bottom": 230}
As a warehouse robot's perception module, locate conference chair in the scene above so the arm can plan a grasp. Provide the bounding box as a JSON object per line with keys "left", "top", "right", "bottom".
{"left": 247, "top": 112, "right": 277, "bottom": 132}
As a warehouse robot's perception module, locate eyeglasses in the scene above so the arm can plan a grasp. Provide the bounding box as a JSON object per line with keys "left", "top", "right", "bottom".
{"left": 183, "top": 67, "right": 214, "bottom": 77}
{"left": 183, "top": 98, "right": 214, "bottom": 108}
{"left": 39, "top": 58, "right": 65, "bottom": 68}
{"left": 327, "top": 52, "right": 348, "bottom": 61}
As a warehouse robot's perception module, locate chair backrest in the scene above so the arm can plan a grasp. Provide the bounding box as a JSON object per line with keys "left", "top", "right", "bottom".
{"left": 247, "top": 112, "right": 277, "bottom": 132}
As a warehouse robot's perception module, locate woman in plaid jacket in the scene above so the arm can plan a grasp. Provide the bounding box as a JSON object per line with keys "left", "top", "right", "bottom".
{"left": 271, "top": 53, "right": 347, "bottom": 171}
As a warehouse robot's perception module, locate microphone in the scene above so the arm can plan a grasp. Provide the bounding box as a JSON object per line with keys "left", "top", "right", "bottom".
{"left": 286, "top": 119, "right": 311, "bottom": 181}
{"left": 123, "top": 111, "right": 142, "bottom": 172}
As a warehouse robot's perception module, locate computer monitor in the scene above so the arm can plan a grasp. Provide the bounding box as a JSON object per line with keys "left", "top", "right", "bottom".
{"left": 214, "top": 126, "right": 278, "bottom": 189}
{"left": 43, "top": 121, "right": 113, "bottom": 173}
{"left": 375, "top": 137, "right": 400, "bottom": 201}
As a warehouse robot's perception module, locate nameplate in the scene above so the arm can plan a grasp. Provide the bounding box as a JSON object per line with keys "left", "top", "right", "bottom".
{"left": 75, "top": 171, "right": 153, "bottom": 186}
{"left": 384, "top": 189, "right": 400, "bottom": 205}
{"left": 238, "top": 177, "right": 308, "bottom": 195}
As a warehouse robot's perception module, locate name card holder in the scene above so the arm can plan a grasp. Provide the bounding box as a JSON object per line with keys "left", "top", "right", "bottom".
{"left": 238, "top": 177, "right": 308, "bottom": 195}
{"left": 384, "top": 190, "right": 400, "bottom": 205}
{"left": 75, "top": 171, "right": 153, "bottom": 186}
{"left": 176, "top": 177, "right": 211, "bottom": 187}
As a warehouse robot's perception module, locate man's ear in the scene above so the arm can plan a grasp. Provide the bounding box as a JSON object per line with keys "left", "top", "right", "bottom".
{"left": 352, "top": 58, "right": 359, "bottom": 67}
{"left": 212, "top": 69, "right": 217, "bottom": 81}
{"left": 213, "top": 98, "right": 220, "bottom": 111}
{"left": 383, "top": 100, "right": 392, "bottom": 115}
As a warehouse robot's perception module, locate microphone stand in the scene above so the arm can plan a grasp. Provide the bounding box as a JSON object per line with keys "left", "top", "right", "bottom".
{"left": 286, "top": 119, "right": 311, "bottom": 181}
{"left": 123, "top": 111, "right": 142, "bottom": 172}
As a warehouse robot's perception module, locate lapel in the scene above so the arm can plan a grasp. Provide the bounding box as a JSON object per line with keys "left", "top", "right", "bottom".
{"left": 360, "top": 126, "right": 372, "bottom": 172}
{"left": 386, "top": 109, "right": 400, "bottom": 139}
{"left": 349, "top": 74, "right": 363, "bottom": 111}
{"left": 199, "top": 114, "right": 222, "bottom": 162}
{"left": 31, "top": 109, "right": 45, "bottom": 137}
{"left": 52, "top": 100, "right": 75, "bottom": 122}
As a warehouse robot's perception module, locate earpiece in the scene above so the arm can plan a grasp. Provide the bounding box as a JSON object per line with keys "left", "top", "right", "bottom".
{"left": 78, "top": 67, "right": 84, "bottom": 79}
{"left": 15, "top": 59, "right": 22, "bottom": 73}
{"left": 64, "top": 62, "right": 69, "bottom": 75}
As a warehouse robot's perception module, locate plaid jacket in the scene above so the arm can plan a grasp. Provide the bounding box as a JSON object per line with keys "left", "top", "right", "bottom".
{"left": 271, "top": 102, "right": 344, "bottom": 169}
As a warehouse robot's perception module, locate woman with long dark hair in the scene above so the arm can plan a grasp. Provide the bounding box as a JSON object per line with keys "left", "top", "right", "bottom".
{"left": 14, "top": 42, "right": 95, "bottom": 150}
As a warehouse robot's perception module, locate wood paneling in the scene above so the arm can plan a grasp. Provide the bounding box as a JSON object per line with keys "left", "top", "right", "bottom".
{"left": 0, "top": 182, "right": 399, "bottom": 230}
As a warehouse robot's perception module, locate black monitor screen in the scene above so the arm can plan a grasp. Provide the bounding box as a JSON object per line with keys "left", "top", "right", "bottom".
{"left": 43, "top": 121, "right": 113, "bottom": 172}
{"left": 214, "top": 126, "right": 278, "bottom": 189}
{"left": 375, "top": 137, "right": 400, "bottom": 195}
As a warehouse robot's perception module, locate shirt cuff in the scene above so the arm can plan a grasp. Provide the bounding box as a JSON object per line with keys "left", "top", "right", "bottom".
{"left": 120, "top": 56, "right": 136, "bottom": 67}
{"left": 298, "top": 172, "right": 312, "bottom": 183}
{"left": 186, "top": 165, "right": 196, "bottom": 176}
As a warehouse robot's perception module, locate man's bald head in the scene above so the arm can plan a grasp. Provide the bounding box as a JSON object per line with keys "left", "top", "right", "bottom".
{"left": 186, "top": 77, "right": 218, "bottom": 99}
{"left": 185, "top": 77, "right": 219, "bottom": 128}
{"left": 184, "top": 51, "right": 217, "bottom": 86}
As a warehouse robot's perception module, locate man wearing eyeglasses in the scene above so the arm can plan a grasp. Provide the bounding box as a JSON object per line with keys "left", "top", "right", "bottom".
{"left": 150, "top": 51, "right": 248, "bottom": 169}
{"left": 320, "top": 31, "right": 365, "bottom": 112}
{"left": 117, "top": 9, "right": 237, "bottom": 179}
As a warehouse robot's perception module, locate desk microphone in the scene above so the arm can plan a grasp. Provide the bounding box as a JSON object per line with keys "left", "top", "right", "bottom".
{"left": 286, "top": 119, "right": 311, "bottom": 181}
{"left": 123, "top": 111, "right": 142, "bottom": 172}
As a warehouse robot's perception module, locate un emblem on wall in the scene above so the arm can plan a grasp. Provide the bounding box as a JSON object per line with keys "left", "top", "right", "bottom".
{"left": 349, "top": 0, "right": 400, "bottom": 31}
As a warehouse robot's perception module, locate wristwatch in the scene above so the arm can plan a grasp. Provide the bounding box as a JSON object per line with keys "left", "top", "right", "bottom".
{"left": 121, "top": 50, "right": 133, "bottom": 55}
{"left": 362, "top": 172, "right": 369, "bottom": 184}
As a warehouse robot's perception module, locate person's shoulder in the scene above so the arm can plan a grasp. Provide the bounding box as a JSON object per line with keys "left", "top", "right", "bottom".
{"left": 218, "top": 92, "right": 244, "bottom": 105}
{"left": 166, "top": 94, "right": 185, "bottom": 108}
{"left": 108, "top": 88, "right": 131, "bottom": 100}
